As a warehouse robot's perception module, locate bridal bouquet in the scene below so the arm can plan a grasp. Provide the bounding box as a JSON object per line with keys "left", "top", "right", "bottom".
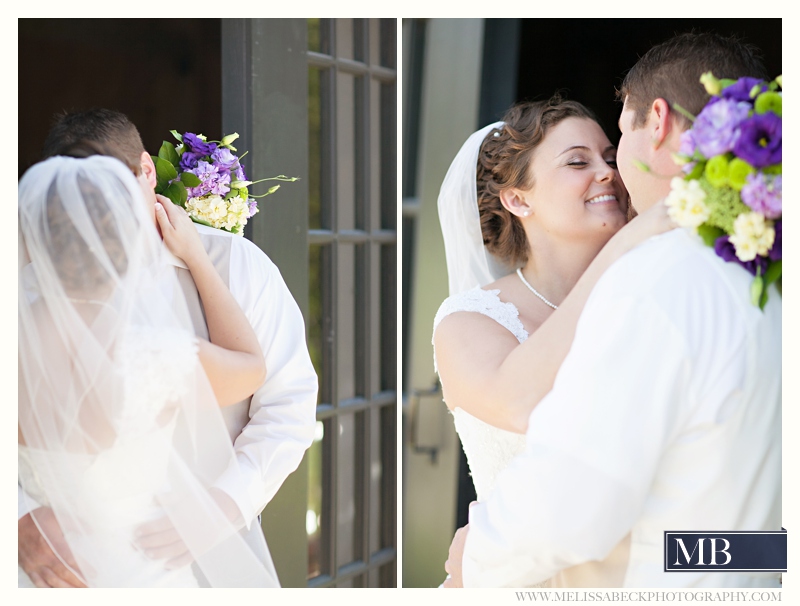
{"left": 152, "top": 131, "right": 297, "bottom": 235}
{"left": 665, "top": 73, "right": 782, "bottom": 309}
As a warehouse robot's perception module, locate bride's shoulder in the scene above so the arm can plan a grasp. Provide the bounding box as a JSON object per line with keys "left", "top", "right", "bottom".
{"left": 433, "top": 284, "right": 527, "bottom": 344}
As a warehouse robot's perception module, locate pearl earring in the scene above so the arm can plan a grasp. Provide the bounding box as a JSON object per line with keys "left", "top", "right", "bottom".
{"left": 522, "top": 210, "right": 530, "bottom": 217}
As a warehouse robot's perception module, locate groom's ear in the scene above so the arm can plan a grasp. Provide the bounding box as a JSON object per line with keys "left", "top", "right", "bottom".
{"left": 649, "top": 98, "right": 673, "bottom": 149}
{"left": 499, "top": 188, "right": 531, "bottom": 218}
{"left": 139, "top": 151, "right": 157, "bottom": 189}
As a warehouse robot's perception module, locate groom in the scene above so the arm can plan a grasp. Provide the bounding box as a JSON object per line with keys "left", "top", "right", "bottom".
{"left": 18, "top": 109, "right": 319, "bottom": 587}
{"left": 444, "top": 32, "right": 781, "bottom": 588}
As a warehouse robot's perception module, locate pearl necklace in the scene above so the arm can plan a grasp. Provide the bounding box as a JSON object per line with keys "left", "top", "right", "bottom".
{"left": 516, "top": 268, "right": 559, "bottom": 310}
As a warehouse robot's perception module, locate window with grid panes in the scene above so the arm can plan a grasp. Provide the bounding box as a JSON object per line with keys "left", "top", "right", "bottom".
{"left": 305, "top": 18, "right": 397, "bottom": 589}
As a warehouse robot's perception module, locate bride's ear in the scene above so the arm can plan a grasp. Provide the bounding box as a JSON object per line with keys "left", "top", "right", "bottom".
{"left": 499, "top": 188, "right": 531, "bottom": 218}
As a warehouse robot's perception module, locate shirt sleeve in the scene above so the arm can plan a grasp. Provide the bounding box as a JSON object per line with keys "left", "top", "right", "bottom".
{"left": 461, "top": 280, "right": 692, "bottom": 587}
{"left": 213, "top": 238, "right": 318, "bottom": 527}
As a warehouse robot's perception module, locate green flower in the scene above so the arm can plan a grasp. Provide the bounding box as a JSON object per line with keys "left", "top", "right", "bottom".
{"left": 704, "top": 155, "right": 730, "bottom": 188}
{"left": 728, "top": 158, "right": 756, "bottom": 191}
{"left": 697, "top": 177, "right": 750, "bottom": 233}
{"left": 754, "top": 91, "right": 782, "bottom": 117}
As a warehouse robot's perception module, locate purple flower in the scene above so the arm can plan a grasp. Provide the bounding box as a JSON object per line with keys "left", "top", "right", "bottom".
{"left": 186, "top": 160, "right": 232, "bottom": 198}
{"left": 732, "top": 113, "right": 782, "bottom": 168}
{"left": 179, "top": 151, "right": 202, "bottom": 172}
{"left": 212, "top": 147, "right": 238, "bottom": 171}
{"left": 247, "top": 198, "right": 258, "bottom": 218}
{"left": 721, "top": 77, "right": 767, "bottom": 103}
{"left": 234, "top": 163, "right": 247, "bottom": 182}
{"left": 769, "top": 220, "right": 781, "bottom": 261}
{"left": 741, "top": 173, "right": 781, "bottom": 219}
{"left": 183, "top": 132, "right": 217, "bottom": 156}
{"left": 714, "top": 235, "right": 769, "bottom": 276}
{"left": 209, "top": 171, "right": 231, "bottom": 196}
{"left": 692, "top": 98, "right": 750, "bottom": 158}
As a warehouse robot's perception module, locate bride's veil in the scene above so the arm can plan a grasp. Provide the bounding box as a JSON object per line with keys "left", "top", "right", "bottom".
{"left": 437, "top": 121, "right": 513, "bottom": 296}
{"left": 18, "top": 155, "right": 278, "bottom": 587}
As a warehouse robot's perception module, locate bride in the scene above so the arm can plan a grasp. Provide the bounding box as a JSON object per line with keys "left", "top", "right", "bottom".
{"left": 18, "top": 154, "right": 278, "bottom": 587}
{"left": 433, "top": 96, "right": 674, "bottom": 586}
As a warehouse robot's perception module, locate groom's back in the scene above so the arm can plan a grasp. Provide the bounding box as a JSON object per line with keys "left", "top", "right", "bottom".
{"left": 606, "top": 229, "right": 781, "bottom": 587}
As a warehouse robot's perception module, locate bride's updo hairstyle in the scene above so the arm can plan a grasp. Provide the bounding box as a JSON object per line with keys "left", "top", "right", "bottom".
{"left": 477, "top": 94, "right": 598, "bottom": 266}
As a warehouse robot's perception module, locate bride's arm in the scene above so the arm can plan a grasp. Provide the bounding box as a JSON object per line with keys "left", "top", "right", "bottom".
{"left": 155, "top": 196, "right": 266, "bottom": 406}
{"left": 434, "top": 201, "right": 674, "bottom": 434}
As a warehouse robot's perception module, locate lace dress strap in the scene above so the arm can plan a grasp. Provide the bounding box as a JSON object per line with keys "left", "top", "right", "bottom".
{"left": 432, "top": 288, "right": 528, "bottom": 372}
{"left": 433, "top": 287, "right": 528, "bottom": 343}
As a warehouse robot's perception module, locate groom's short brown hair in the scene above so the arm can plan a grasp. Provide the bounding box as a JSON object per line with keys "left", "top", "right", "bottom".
{"left": 618, "top": 32, "right": 768, "bottom": 129}
{"left": 42, "top": 108, "right": 146, "bottom": 175}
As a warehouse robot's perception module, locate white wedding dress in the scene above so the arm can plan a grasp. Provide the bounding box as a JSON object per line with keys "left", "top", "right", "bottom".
{"left": 433, "top": 287, "right": 529, "bottom": 503}
{"left": 433, "top": 287, "right": 631, "bottom": 588}
{"left": 18, "top": 326, "right": 201, "bottom": 588}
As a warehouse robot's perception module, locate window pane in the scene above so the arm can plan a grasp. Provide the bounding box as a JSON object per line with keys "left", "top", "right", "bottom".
{"left": 308, "top": 67, "right": 323, "bottom": 230}
{"left": 336, "top": 412, "right": 357, "bottom": 568}
{"left": 337, "top": 243, "right": 356, "bottom": 401}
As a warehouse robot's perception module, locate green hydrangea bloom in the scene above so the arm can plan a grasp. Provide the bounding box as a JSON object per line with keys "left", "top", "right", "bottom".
{"left": 704, "top": 155, "right": 730, "bottom": 188}
{"left": 728, "top": 158, "right": 756, "bottom": 191}
{"left": 754, "top": 91, "right": 782, "bottom": 117}
{"left": 697, "top": 177, "right": 750, "bottom": 233}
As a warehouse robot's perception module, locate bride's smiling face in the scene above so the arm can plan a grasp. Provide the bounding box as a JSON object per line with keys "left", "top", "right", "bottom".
{"left": 516, "top": 117, "right": 628, "bottom": 241}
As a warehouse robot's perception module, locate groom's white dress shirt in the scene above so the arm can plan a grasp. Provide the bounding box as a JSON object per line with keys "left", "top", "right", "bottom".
{"left": 462, "top": 228, "right": 781, "bottom": 588}
{"left": 20, "top": 224, "right": 318, "bottom": 558}
{"left": 171, "top": 225, "right": 318, "bottom": 528}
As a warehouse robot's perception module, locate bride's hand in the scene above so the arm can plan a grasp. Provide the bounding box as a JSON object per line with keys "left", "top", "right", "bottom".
{"left": 154, "top": 194, "right": 208, "bottom": 267}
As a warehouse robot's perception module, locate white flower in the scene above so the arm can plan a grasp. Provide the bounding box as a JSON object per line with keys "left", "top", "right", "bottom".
{"left": 664, "top": 177, "right": 710, "bottom": 228}
{"left": 186, "top": 194, "right": 249, "bottom": 233}
{"left": 729, "top": 212, "right": 775, "bottom": 262}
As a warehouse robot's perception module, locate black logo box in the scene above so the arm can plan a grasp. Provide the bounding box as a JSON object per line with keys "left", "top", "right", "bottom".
{"left": 664, "top": 529, "right": 786, "bottom": 572}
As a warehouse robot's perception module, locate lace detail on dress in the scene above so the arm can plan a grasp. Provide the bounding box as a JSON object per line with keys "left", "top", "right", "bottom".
{"left": 451, "top": 409, "right": 527, "bottom": 501}
{"left": 432, "top": 288, "right": 528, "bottom": 372}
{"left": 431, "top": 287, "right": 530, "bottom": 502}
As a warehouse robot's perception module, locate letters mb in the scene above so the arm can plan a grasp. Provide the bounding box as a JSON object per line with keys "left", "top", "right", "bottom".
{"left": 673, "top": 537, "right": 731, "bottom": 566}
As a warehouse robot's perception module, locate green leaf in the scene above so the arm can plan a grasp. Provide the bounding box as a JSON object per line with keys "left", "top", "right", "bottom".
{"left": 170, "top": 130, "right": 184, "bottom": 143}
{"left": 750, "top": 275, "right": 764, "bottom": 308}
{"left": 719, "top": 78, "right": 738, "bottom": 90}
{"left": 697, "top": 224, "right": 725, "bottom": 247}
{"left": 686, "top": 160, "right": 706, "bottom": 181}
{"left": 151, "top": 155, "right": 166, "bottom": 192}
{"left": 764, "top": 260, "right": 782, "bottom": 287}
{"left": 238, "top": 187, "right": 248, "bottom": 200}
{"left": 180, "top": 172, "right": 202, "bottom": 187}
{"left": 154, "top": 156, "right": 178, "bottom": 187}
{"left": 164, "top": 182, "right": 187, "bottom": 208}
{"left": 158, "top": 141, "right": 180, "bottom": 167}
{"left": 224, "top": 189, "right": 236, "bottom": 201}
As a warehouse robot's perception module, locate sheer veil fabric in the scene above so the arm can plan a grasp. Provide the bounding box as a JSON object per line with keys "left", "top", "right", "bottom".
{"left": 18, "top": 156, "right": 278, "bottom": 587}
{"left": 437, "top": 121, "right": 513, "bottom": 296}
